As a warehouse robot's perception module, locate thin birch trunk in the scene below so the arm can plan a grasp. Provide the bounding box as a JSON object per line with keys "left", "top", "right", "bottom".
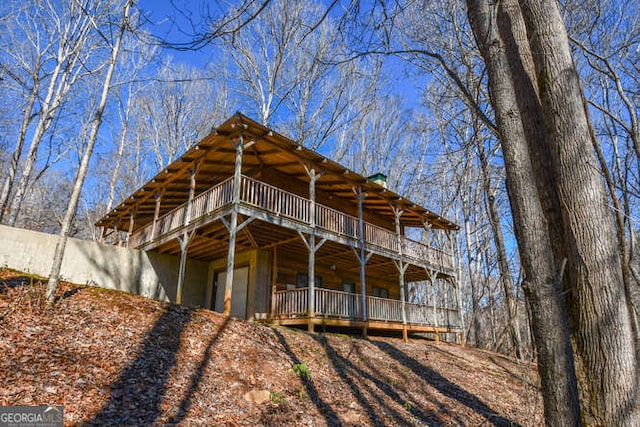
{"left": 47, "top": 1, "right": 131, "bottom": 303}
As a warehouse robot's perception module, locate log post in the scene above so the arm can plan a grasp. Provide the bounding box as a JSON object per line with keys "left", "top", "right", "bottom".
{"left": 270, "top": 246, "right": 278, "bottom": 318}
{"left": 223, "top": 134, "right": 244, "bottom": 316}
{"left": 126, "top": 208, "right": 135, "bottom": 248}
{"left": 176, "top": 166, "right": 198, "bottom": 305}
{"left": 150, "top": 189, "right": 163, "bottom": 240}
{"left": 307, "top": 166, "right": 317, "bottom": 332}
{"left": 393, "top": 206, "right": 408, "bottom": 342}
{"left": 356, "top": 186, "right": 370, "bottom": 337}
{"left": 299, "top": 163, "right": 326, "bottom": 332}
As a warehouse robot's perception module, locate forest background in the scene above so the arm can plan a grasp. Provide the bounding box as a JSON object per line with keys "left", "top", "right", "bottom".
{"left": 0, "top": 0, "right": 638, "bottom": 423}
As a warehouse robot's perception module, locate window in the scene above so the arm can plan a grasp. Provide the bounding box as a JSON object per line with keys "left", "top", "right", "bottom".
{"left": 296, "top": 273, "right": 322, "bottom": 288}
{"left": 372, "top": 287, "right": 389, "bottom": 299}
{"left": 342, "top": 281, "right": 355, "bottom": 293}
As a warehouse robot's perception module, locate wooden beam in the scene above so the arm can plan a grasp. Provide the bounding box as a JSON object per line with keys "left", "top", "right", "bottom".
{"left": 259, "top": 235, "right": 301, "bottom": 250}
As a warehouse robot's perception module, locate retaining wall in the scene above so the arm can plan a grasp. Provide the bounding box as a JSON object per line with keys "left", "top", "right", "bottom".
{"left": 0, "top": 225, "right": 209, "bottom": 307}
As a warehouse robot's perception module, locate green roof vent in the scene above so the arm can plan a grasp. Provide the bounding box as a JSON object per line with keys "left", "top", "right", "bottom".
{"left": 368, "top": 173, "right": 387, "bottom": 188}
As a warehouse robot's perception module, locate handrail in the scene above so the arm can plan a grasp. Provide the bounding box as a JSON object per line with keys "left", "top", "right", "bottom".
{"left": 272, "top": 288, "right": 461, "bottom": 328}
{"left": 128, "top": 174, "right": 454, "bottom": 272}
{"left": 240, "top": 175, "right": 310, "bottom": 222}
{"left": 130, "top": 177, "right": 234, "bottom": 246}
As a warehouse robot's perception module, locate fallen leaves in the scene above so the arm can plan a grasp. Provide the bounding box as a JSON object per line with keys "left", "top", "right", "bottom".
{"left": 0, "top": 270, "right": 543, "bottom": 426}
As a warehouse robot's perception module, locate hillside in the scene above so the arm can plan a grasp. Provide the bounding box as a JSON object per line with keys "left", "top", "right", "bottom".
{"left": 0, "top": 269, "right": 543, "bottom": 426}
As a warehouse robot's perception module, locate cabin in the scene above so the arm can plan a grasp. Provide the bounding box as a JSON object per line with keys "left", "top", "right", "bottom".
{"left": 96, "top": 113, "right": 462, "bottom": 342}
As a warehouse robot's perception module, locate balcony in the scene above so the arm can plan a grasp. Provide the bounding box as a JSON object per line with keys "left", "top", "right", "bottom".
{"left": 272, "top": 287, "right": 462, "bottom": 331}
{"left": 129, "top": 175, "right": 454, "bottom": 273}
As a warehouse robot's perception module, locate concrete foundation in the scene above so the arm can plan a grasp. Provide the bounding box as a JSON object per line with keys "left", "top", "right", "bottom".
{"left": 0, "top": 225, "right": 209, "bottom": 307}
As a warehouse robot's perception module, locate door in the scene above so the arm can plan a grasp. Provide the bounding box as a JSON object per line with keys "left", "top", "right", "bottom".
{"left": 342, "top": 282, "right": 356, "bottom": 319}
{"left": 214, "top": 267, "right": 249, "bottom": 319}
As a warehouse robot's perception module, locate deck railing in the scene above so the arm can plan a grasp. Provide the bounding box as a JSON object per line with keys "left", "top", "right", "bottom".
{"left": 129, "top": 174, "right": 453, "bottom": 271}
{"left": 367, "top": 295, "right": 404, "bottom": 323}
{"left": 240, "top": 176, "right": 310, "bottom": 222}
{"left": 274, "top": 288, "right": 308, "bottom": 316}
{"left": 316, "top": 288, "right": 361, "bottom": 318}
{"left": 273, "top": 288, "right": 460, "bottom": 328}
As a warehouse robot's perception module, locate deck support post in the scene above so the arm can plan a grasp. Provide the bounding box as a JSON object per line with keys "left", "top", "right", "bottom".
{"left": 113, "top": 218, "right": 121, "bottom": 246}
{"left": 270, "top": 247, "right": 278, "bottom": 318}
{"left": 176, "top": 230, "right": 195, "bottom": 305}
{"left": 223, "top": 132, "right": 255, "bottom": 316}
{"left": 354, "top": 186, "right": 370, "bottom": 337}
{"left": 99, "top": 226, "right": 106, "bottom": 244}
{"left": 150, "top": 189, "right": 163, "bottom": 240}
{"left": 176, "top": 165, "right": 199, "bottom": 305}
{"left": 301, "top": 164, "right": 325, "bottom": 332}
{"left": 126, "top": 208, "right": 136, "bottom": 248}
{"left": 393, "top": 206, "right": 409, "bottom": 342}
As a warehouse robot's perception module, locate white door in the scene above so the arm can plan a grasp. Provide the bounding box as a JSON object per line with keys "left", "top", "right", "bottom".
{"left": 214, "top": 267, "right": 249, "bottom": 318}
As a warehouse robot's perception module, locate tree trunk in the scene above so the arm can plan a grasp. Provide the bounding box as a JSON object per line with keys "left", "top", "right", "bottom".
{"left": 0, "top": 74, "right": 40, "bottom": 223}
{"left": 517, "top": 0, "right": 639, "bottom": 423}
{"left": 463, "top": 193, "right": 484, "bottom": 348}
{"left": 47, "top": 1, "right": 131, "bottom": 303}
{"left": 466, "top": 1, "right": 582, "bottom": 424}
{"left": 477, "top": 139, "right": 523, "bottom": 359}
{"left": 6, "top": 57, "right": 66, "bottom": 226}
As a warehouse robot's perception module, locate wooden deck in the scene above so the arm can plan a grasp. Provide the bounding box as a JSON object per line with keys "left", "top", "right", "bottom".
{"left": 270, "top": 288, "right": 462, "bottom": 339}
{"left": 129, "top": 175, "right": 454, "bottom": 274}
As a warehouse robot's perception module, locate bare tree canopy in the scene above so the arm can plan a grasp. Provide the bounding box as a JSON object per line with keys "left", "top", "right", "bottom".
{"left": 0, "top": 0, "right": 638, "bottom": 424}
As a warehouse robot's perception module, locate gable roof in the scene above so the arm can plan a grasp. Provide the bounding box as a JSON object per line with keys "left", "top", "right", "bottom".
{"left": 96, "top": 113, "right": 459, "bottom": 232}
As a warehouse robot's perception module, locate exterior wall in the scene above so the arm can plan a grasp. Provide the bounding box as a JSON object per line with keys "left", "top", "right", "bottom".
{"left": 274, "top": 257, "right": 401, "bottom": 300}
{"left": 0, "top": 225, "right": 209, "bottom": 307}
{"left": 206, "top": 249, "right": 271, "bottom": 320}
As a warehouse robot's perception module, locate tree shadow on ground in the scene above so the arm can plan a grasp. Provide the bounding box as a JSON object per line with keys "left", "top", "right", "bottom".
{"left": 271, "top": 328, "right": 342, "bottom": 426}
{"left": 371, "top": 340, "right": 521, "bottom": 427}
{"left": 166, "top": 317, "right": 229, "bottom": 424}
{"left": 87, "top": 304, "right": 192, "bottom": 426}
{"left": 0, "top": 274, "right": 41, "bottom": 292}
{"left": 488, "top": 355, "right": 539, "bottom": 389}
{"left": 313, "top": 334, "right": 444, "bottom": 426}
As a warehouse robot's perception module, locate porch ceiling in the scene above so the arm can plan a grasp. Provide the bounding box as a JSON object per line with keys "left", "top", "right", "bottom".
{"left": 97, "top": 113, "right": 459, "bottom": 234}
{"left": 148, "top": 215, "right": 445, "bottom": 283}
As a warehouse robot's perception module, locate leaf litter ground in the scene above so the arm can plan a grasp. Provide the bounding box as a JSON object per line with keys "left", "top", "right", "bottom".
{"left": 0, "top": 270, "right": 543, "bottom": 426}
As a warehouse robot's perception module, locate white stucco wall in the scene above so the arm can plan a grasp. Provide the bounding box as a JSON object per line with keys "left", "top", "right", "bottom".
{"left": 0, "top": 225, "right": 210, "bottom": 307}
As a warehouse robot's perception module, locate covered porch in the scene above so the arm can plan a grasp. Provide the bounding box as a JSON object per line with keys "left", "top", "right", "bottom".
{"left": 271, "top": 287, "right": 462, "bottom": 342}
{"left": 97, "top": 114, "right": 463, "bottom": 343}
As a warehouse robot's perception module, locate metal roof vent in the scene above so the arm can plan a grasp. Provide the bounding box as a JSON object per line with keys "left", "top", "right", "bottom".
{"left": 368, "top": 173, "right": 387, "bottom": 188}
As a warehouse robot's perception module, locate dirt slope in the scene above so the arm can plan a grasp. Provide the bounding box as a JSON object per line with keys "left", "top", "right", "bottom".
{"left": 0, "top": 270, "right": 543, "bottom": 426}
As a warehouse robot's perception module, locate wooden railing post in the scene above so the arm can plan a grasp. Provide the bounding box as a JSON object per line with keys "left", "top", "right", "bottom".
{"left": 308, "top": 167, "right": 317, "bottom": 331}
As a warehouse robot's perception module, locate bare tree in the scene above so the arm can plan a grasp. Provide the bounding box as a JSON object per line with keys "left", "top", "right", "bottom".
{"left": 47, "top": 0, "right": 132, "bottom": 303}
{"left": 1, "top": 0, "right": 106, "bottom": 226}
{"left": 135, "top": 63, "right": 228, "bottom": 169}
